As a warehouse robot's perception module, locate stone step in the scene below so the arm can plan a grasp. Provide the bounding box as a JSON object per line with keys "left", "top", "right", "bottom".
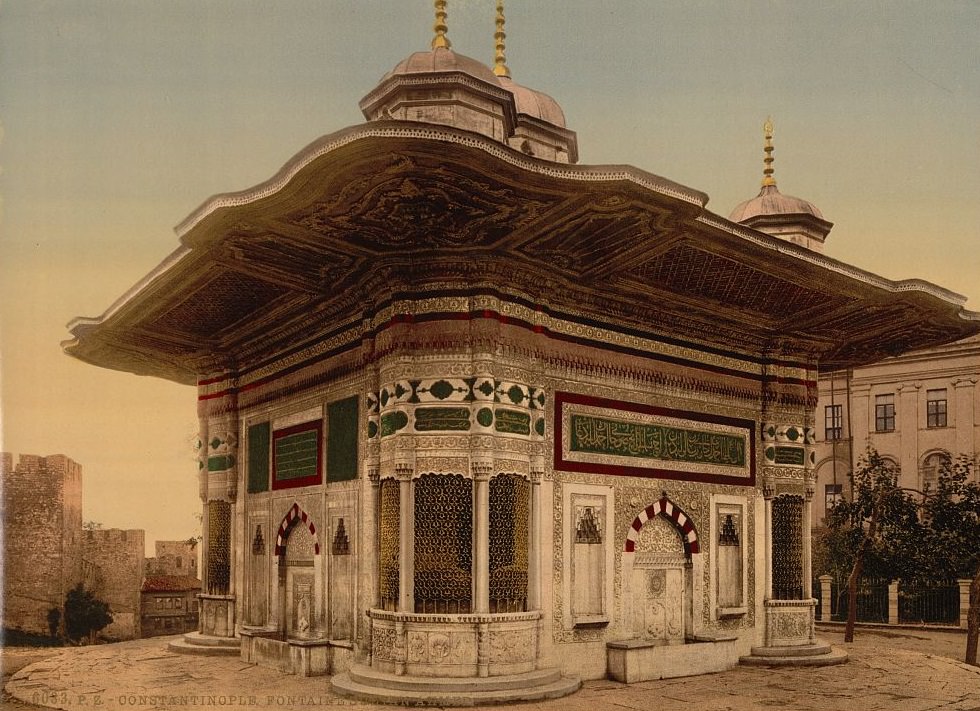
{"left": 740, "top": 648, "right": 849, "bottom": 668}
{"left": 748, "top": 643, "right": 833, "bottom": 658}
{"left": 332, "top": 666, "right": 581, "bottom": 706}
{"left": 348, "top": 665, "right": 562, "bottom": 692}
{"left": 167, "top": 633, "right": 240, "bottom": 656}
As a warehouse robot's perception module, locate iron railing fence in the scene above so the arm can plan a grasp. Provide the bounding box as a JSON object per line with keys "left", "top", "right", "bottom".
{"left": 898, "top": 579, "right": 960, "bottom": 625}
{"left": 831, "top": 577, "right": 888, "bottom": 623}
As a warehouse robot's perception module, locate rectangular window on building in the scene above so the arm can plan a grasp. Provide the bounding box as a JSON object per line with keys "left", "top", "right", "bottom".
{"left": 825, "top": 484, "right": 843, "bottom": 513}
{"left": 927, "top": 389, "right": 947, "bottom": 428}
{"left": 824, "top": 404, "right": 843, "bottom": 440}
{"left": 875, "top": 394, "right": 895, "bottom": 432}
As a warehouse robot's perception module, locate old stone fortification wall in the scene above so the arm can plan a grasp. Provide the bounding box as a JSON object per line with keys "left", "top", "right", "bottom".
{"left": 146, "top": 540, "right": 198, "bottom": 577}
{"left": 2, "top": 453, "right": 83, "bottom": 635}
{"left": 82, "top": 529, "right": 145, "bottom": 640}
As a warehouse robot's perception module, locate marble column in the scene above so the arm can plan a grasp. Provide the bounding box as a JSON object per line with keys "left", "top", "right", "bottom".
{"left": 396, "top": 464, "right": 415, "bottom": 613}
{"left": 473, "top": 461, "right": 492, "bottom": 614}
{"left": 528, "top": 468, "right": 542, "bottom": 610}
{"left": 803, "top": 481, "right": 814, "bottom": 599}
{"left": 763, "top": 481, "right": 774, "bottom": 600}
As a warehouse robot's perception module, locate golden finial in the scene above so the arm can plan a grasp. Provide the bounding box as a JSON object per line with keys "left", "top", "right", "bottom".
{"left": 762, "top": 116, "right": 776, "bottom": 187}
{"left": 432, "top": 0, "right": 451, "bottom": 49}
{"left": 493, "top": 1, "right": 510, "bottom": 78}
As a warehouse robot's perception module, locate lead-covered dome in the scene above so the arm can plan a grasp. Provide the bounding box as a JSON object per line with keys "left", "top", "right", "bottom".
{"left": 498, "top": 76, "right": 566, "bottom": 128}
{"left": 384, "top": 47, "right": 502, "bottom": 86}
{"left": 729, "top": 184, "right": 825, "bottom": 223}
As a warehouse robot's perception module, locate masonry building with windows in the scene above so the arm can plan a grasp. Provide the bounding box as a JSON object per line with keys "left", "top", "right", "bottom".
{"left": 813, "top": 335, "right": 980, "bottom": 523}
{"left": 61, "top": 2, "right": 979, "bottom": 704}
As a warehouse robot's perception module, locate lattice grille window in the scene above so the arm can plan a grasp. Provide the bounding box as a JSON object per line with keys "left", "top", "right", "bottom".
{"left": 378, "top": 479, "right": 400, "bottom": 610}
{"left": 414, "top": 474, "right": 472, "bottom": 613}
{"left": 489, "top": 474, "right": 529, "bottom": 613}
{"left": 772, "top": 495, "right": 804, "bottom": 600}
{"left": 207, "top": 500, "right": 231, "bottom": 594}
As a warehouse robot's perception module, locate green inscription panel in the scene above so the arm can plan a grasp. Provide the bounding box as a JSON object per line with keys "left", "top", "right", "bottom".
{"left": 414, "top": 407, "right": 471, "bottom": 432}
{"left": 275, "top": 429, "right": 319, "bottom": 481}
{"left": 208, "top": 454, "right": 236, "bottom": 472}
{"left": 570, "top": 414, "right": 745, "bottom": 467}
{"left": 327, "top": 396, "right": 358, "bottom": 482}
{"left": 380, "top": 411, "right": 408, "bottom": 437}
{"left": 774, "top": 446, "right": 805, "bottom": 466}
{"left": 247, "top": 422, "right": 270, "bottom": 493}
{"left": 494, "top": 408, "right": 531, "bottom": 435}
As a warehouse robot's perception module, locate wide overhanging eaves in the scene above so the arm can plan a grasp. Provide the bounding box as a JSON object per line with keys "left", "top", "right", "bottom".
{"left": 62, "top": 122, "right": 980, "bottom": 385}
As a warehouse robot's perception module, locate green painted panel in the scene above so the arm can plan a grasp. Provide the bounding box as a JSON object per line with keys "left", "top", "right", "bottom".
{"left": 569, "top": 414, "right": 745, "bottom": 467}
{"left": 327, "top": 396, "right": 359, "bottom": 482}
{"left": 774, "top": 446, "right": 805, "bottom": 466}
{"left": 247, "top": 422, "right": 270, "bottom": 493}
{"left": 414, "top": 407, "right": 471, "bottom": 431}
{"left": 494, "top": 408, "right": 531, "bottom": 435}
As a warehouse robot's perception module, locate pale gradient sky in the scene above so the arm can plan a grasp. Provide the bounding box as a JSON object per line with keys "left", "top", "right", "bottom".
{"left": 1, "top": 1, "right": 978, "bottom": 554}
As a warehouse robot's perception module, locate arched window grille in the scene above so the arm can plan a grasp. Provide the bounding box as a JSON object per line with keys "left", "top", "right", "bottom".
{"left": 414, "top": 474, "right": 472, "bottom": 613}
{"left": 772, "top": 495, "right": 804, "bottom": 600}
{"left": 489, "top": 474, "right": 530, "bottom": 613}
{"left": 378, "top": 478, "right": 400, "bottom": 611}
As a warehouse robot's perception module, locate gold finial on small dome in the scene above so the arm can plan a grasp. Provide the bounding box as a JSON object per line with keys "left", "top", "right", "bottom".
{"left": 432, "top": 0, "right": 451, "bottom": 49}
{"left": 762, "top": 116, "right": 776, "bottom": 187}
{"left": 493, "top": 1, "right": 510, "bottom": 78}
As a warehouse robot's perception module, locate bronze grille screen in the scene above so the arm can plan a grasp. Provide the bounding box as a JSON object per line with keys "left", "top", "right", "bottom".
{"left": 414, "top": 474, "right": 472, "bottom": 613}
{"left": 772, "top": 495, "right": 804, "bottom": 600}
{"left": 489, "top": 474, "right": 529, "bottom": 612}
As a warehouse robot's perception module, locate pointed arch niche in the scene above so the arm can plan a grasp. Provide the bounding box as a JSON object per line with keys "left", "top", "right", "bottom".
{"left": 274, "top": 503, "right": 324, "bottom": 641}
{"left": 621, "top": 496, "right": 702, "bottom": 642}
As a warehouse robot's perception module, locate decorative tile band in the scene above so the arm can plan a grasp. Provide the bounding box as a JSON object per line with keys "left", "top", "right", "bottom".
{"left": 555, "top": 392, "right": 755, "bottom": 485}
{"left": 374, "top": 378, "right": 544, "bottom": 441}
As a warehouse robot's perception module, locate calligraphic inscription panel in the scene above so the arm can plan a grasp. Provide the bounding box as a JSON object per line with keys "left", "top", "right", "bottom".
{"left": 556, "top": 392, "right": 755, "bottom": 485}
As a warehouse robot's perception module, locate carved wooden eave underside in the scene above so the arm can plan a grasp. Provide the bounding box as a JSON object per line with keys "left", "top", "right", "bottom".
{"left": 63, "top": 121, "right": 980, "bottom": 386}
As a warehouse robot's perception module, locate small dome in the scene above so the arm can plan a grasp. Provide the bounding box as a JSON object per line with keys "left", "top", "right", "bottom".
{"left": 384, "top": 47, "right": 501, "bottom": 86}
{"left": 729, "top": 184, "right": 825, "bottom": 223}
{"left": 498, "top": 77, "right": 566, "bottom": 128}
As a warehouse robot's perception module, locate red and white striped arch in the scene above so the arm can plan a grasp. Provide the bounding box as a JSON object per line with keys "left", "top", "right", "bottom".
{"left": 624, "top": 496, "right": 700, "bottom": 557}
{"left": 274, "top": 502, "right": 320, "bottom": 558}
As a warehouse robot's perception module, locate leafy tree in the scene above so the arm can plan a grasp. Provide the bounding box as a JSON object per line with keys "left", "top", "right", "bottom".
{"left": 823, "top": 448, "right": 922, "bottom": 642}
{"left": 63, "top": 583, "right": 113, "bottom": 644}
{"left": 82, "top": 520, "right": 103, "bottom": 530}
{"left": 917, "top": 454, "right": 980, "bottom": 666}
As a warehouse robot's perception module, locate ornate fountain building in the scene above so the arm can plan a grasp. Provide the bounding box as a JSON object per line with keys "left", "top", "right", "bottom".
{"left": 63, "top": 2, "right": 979, "bottom": 704}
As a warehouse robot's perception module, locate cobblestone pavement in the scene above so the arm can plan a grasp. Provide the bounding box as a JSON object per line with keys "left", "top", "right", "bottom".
{"left": 5, "top": 630, "right": 979, "bottom": 711}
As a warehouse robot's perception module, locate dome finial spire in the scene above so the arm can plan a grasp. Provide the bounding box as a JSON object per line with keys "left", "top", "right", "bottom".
{"left": 762, "top": 116, "right": 776, "bottom": 187}
{"left": 493, "top": 1, "right": 510, "bottom": 78}
{"left": 432, "top": 0, "right": 451, "bottom": 49}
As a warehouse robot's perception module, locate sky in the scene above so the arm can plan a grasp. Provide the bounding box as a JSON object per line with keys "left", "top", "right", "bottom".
{"left": 1, "top": 1, "right": 978, "bottom": 554}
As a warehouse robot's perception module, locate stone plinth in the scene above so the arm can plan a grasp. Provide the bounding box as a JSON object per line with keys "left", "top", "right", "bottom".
{"left": 239, "top": 629, "right": 351, "bottom": 677}
{"left": 198, "top": 593, "right": 235, "bottom": 637}
{"left": 368, "top": 609, "right": 540, "bottom": 678}
{"left": 764, "top": 598, "right": 816, "bottom": 647}
{"left": 606, "top": 634, "right": 740, "bottom": 683}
